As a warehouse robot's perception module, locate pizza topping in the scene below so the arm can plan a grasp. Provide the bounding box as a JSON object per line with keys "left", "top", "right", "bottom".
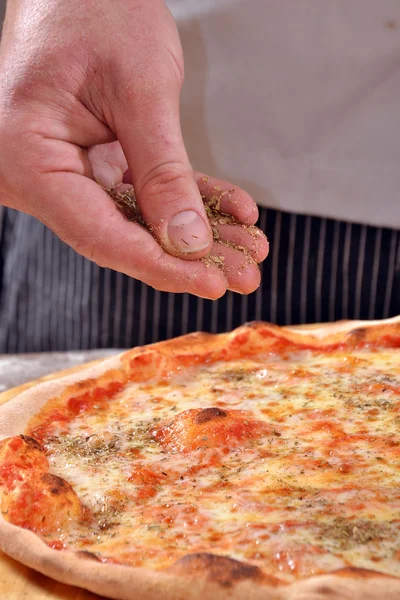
{"left": 44, "top": 432, "right": 121, "bottom": 462}
{"left": 150, "top": 408, "right": 269, "bottom": 452}
{"left": 2, "top": 331, "right": 399, "bottom": 582}
{"left": 194, "top": 407, "right": 228, "bottom": 424}
{"left": 0, "top": 436, "right": 86, "bottom": 534}
{"left": 86, "top": 432, "right": 121, "bottom": 452}
{"left": 318, "top": 518, "right": 393, "bottom": 549}
{"left": 0, "top": 436, "right": 48, "bottom": 484}
{"left": 217, "top": 368, "right": 256, "bottom": 383}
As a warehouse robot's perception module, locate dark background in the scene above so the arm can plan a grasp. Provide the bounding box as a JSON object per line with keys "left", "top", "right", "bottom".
{"left": 0, "top": 3, "right": 5, "bottom": 30}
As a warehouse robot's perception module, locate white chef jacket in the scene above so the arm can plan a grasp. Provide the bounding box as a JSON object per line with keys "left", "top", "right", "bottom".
{"left": 170, "top": 0, "right": 400, "bottom": 229}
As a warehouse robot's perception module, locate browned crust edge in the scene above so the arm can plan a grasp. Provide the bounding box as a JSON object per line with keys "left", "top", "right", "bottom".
{"left": 0, "top": 317, "right": 399, "bottom": 600}
{"left": 122, "top": 316, "right": 400, "bottom": 360}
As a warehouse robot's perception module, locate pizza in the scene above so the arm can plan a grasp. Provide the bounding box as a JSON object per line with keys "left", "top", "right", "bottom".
{"left": 0, "top": 318, "right": 400, "bottom": 600}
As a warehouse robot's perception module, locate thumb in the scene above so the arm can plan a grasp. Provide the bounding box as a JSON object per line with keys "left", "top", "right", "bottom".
{"left": 112, "top": 77, "right": 213, "bottom": 259}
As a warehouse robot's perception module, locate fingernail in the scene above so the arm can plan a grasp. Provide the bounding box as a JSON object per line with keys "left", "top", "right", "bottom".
{"left": 91, "top": 161, "right": 124, "bottom": 189}
{"left": 168, "top": 211, "right": 211, "bottom": 253}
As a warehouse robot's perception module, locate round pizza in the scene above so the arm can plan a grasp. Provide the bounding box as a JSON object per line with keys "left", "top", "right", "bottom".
{"left": 0, "top": 318, "right": 400, "bottom": 599}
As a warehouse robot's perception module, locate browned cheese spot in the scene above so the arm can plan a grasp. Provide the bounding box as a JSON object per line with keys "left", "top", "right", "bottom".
{"left": 151, "top": 408, "right": 268, "bottom": 453}
{"left": 194, "top": 407, "right": 228, "bottom": 425}
{"left": 41, "top": 473, "right": 70, "bottom": 496}
{"left": 20, "top": 435, "right": 42, "bottom": 450}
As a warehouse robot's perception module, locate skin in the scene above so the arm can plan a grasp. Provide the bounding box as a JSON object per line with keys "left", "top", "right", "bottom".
{"left": 0, "top": 0, "right": 268, "bottom": 299}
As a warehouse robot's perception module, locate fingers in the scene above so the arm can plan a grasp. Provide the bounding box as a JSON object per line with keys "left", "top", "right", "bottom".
{"left": 30, "top": 169, "right": 228, "bottom": 299}
{"left": 111, "top": 68, "right": 213, "bottom": 259}
{"left": 195, "top": 172, "right": 259, "bottom": 226}
{"left": 122, "top": 166, "right": 260, "bottom": 226}
{"left": 88, "top": 141, "right": 128, "bottom": 189}
{"left": 214, "top": 223, "right": 269, "bottom": 263}
{"left": 87, "top": 141, "right": 269, "bottom": 289}
{"left": 31, "top": 168, "right": 263, "bottom": 297}
{"left": 12, "top": 129, "right": 266, "bottom": 299}
{"left": 209, "top": 242, "right": 261, "bottom": 295}
{"left": 88, "top": 143, "right": 260, "bottom": 228}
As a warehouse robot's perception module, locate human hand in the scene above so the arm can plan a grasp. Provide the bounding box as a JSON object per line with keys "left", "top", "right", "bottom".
{"left": 0, "top": 0, "right": 268, "bottom": 298}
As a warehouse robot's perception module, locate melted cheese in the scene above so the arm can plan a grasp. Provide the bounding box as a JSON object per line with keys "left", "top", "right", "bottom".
{"left": 28, "top": 348, "right": 400, "bottom": 581}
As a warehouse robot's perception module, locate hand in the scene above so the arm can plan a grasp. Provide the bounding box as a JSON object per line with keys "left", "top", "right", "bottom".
{"left": 0, "top": 0, "right": 268, "bottom": 298}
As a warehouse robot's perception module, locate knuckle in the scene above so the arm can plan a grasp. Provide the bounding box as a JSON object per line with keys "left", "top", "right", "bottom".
{"left": 137, "top": 162, "right": 193, "bottom": 208}
{"left": 70, "top": 217, "right": 117, "bottom": 266}
{"left": 61, "top": 229, "right": 106, "bottom": 266}
{"left": 165, "top": 46, "right": 184, "bottom": 89}
{"left": 73, "top": 236, "right": 97, "bottom": 262}
{"left": 0, "top": 117, "right": 34, "bottom": 195}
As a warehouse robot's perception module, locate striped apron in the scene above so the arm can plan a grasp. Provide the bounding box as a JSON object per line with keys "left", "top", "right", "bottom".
{"left": 0, "top": 207, "right": 399, "bottom": 353}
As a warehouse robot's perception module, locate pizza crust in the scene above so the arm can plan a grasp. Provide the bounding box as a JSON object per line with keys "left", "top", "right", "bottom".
{"left": 285, "top": 315, "right": 400, "bottom": 338}
{"left": 0, "top": 318, "right": 399, "bottom": 600}
{"left": 2, "top": 517, "right": 400, "bottom": 600}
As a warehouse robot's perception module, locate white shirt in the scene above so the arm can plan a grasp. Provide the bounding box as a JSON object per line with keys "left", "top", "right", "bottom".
{"left": 170, "top": 0, "right": 400, "bottom": 229}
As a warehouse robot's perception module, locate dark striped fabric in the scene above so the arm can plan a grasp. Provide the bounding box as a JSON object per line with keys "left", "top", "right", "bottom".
{"left": 0, "top": 207, "right": 399, "bottom": 353}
